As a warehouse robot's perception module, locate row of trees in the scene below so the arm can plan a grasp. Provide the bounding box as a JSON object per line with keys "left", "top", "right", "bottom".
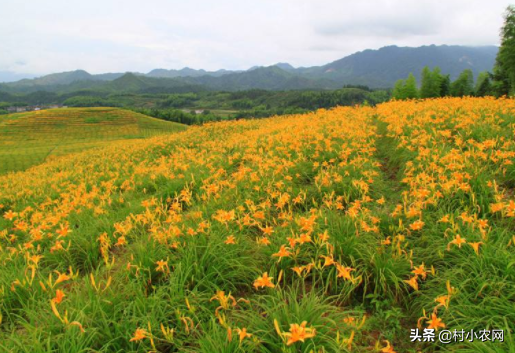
{"left": 394, "top": 5, "right": 515, "bottom": 100}
{"left": 132, "top": 108, "right": 228, "bottom": 125}
{"left": 63, "top": 96, "right": 122, "bottom": 107}
{"left": 0, "top": 102, "right": 9, "bottom": 115}
{"left": 392, "top": 68, "right": 492, "bottom": 100}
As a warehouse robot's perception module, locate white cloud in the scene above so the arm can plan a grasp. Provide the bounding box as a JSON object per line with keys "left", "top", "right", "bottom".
{"left": 0, "top": 0, "right": 509, "bottom": 75}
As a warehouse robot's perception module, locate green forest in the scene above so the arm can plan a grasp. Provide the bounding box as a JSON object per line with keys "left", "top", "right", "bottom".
{"left": 0, "top": 87, "right": 390, "bottom": 125}
{"left": 393, "top": 6, "right": 515, "bottom": 100}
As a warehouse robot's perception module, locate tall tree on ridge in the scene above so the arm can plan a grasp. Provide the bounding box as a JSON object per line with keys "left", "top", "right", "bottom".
{"left": 404, "top": 73, "right": 419, "bottom": 99}
{"left": 475, "top": 71, "right": 493, "bottom": 97}
{"left": 420, "top": 66, "right": 443, "bottom": 98}
{"left": 393, "top": 79, "right": 406, "bottom": 99}
{"left": 439, "top": 74, "right": 451, "bottom": 97}
{"left": 420, "top": 67, "right": 433, "bottom": 98}
{"left": 451, "top": 69, "right": 474, "bottom": 97}
{"left": 493, "top": 5, "right": 515, "bottom": 96}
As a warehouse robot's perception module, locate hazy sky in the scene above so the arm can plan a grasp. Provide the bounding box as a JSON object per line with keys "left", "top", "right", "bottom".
{"left": 1, "top": 0, "right": 511, "bottom": 75}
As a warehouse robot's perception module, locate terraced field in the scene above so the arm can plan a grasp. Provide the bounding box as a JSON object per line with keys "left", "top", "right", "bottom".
{"left": 0, "top": 108, "right": 187, "bottom": 174}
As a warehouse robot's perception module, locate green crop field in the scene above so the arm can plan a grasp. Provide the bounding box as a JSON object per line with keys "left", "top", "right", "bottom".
{"left": 0, "top": 108, "right": 187, "bottom": 174}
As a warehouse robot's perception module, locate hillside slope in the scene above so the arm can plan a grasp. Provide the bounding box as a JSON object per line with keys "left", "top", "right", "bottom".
{"left": 0, "top": 98, "right": 514, "bottom": 351}
{"left": 0, "top": 107, "right": 187, "bottom": 174}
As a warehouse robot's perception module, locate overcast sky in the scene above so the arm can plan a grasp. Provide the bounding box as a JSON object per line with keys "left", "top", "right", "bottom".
{"left": 0, "top": 0, "right": 511, "bottom": 76}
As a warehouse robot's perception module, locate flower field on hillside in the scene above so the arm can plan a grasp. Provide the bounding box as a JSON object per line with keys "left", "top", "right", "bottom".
{"left": 0, "top": 108, "right": 186, "bottom": 174}
{"left": 0, "top": 98, "right": 514, "bottom": 352}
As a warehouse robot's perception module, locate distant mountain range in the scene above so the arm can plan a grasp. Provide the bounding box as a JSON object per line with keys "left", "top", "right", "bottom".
{"left": 0, "top": 71, "right": 37, "bottom": 83}
{"left": 0, "top": 45, "right": 498, "bottom": 93}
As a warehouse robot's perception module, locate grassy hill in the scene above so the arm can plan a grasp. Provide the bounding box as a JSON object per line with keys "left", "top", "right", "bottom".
{"left": 0, "top": 98, "right": 514, "bottom": 352}
{"left": 0, "top": 107, "right": 187, "bottom": 174}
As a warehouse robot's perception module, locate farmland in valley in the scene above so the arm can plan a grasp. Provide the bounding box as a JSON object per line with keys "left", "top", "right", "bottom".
{"left": 0, "top": 98, "right": 514, "bottom": 352}
{"left": 0, "top": 108, "right": 187, "bottom": 174}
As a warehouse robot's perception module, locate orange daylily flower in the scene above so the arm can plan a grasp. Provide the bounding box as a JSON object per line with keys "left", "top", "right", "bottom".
{"left": 235, "top": 327, "right": 252, "bottom": 343}
{"left": 469, "top": 241, "right": 482, "bottom": 255}
{"left": 381, "top": 236, "right": 391, "bottom": 245}
{"left": 52, "top": 289, "right": 65, "bottom": 304}
{"left": 257, "top": 237, "right": 271, "bottom": 246}
{"left": 211, "top": 290, "right": 237, "bottom": 316}
{"left": 224, "top": 235, "right": 236, "bottom": 244}
{"left": 272, "top": 245, "right": 291, "bottom": 259}
{"left": 253, "top": 272, "right": 275, "bottom": 289}
{"left": 297, "top": 233, "right": 312, "bottom": 244}
{"left": 427, "top": 313, "right": 446, "bottom": 331}
{"left": 404, "top": 276, "right": 419, "bottom": 291}
{"left": 381, "top": 340, "right": 397, "bottom": 353}
{"left": 447, "top": 234, "right": 467, "bottom": 250}
{"left": 291, "top": 264, "right": 304, "bottom": 274}
{"left": 320, "top": 255, "right": 335, "bottom": 267}
{"left": 490, "top": 203, "right": 504, "bottom": 213}
{"left": 282, "top": 321, "right": 316, "bottom": 345}
{"left": 335, "top": 263, "right": 355, "bottom": 282}
{"left": 477, "top": 219, "right": 489, "bottom": 229}
{"left": 409, "top": 220, "right": 424, "bottom": 231}
{"left": 3, "top": 210, "right": 17, "bottom": 221}
{"left": 439, "top": 215, "right": 450, "bottom": 223}
{"left": 435, "top": 295, "right": 451, "bottom": 309}
{"left": 56, "top": 224, "right": 71, "bottom": 238}
{"left": 318, "top": 230, "right": 330, "bottom": 242}
{"left": 54, "top": 271, "right": 71, "bottom": 286}
{"left": 155, "top": 260, "right": 169, "bottom": 273}
{"left": 130, "top": 328, "right": 148, "bottom": 342}
{"left": 260, "top": 225, "right": 274, "bottom": 236}
{"left": 412, "top": 264, "right": 427, "bottom": 279}
{"left": 116, "top": 236, "right": 126, "bottom": 246}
